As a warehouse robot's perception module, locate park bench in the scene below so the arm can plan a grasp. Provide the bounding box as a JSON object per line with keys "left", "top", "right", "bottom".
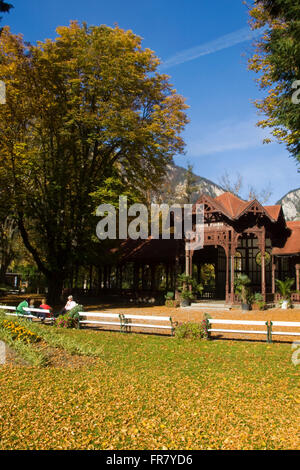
{"left": 78, "top": 311, "right": 175, "bottom": 335}
{"left": 205, "top": 318, "right": 270, "bottom": 342}
{"left": 120, "top": 314, "right": 175, "bottom": 336}
{"left": 78, "top": 312, "right": 124, "bottom": 331}
{"left": 269, "top": 321, "right": 300, "bottom": 342}
{"left": 0, "top": 305, "right": 54, "bottom": 322}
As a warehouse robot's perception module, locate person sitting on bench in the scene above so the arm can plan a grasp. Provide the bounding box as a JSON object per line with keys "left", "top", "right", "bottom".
{"left": 16, "top": 298, "right": 31, "bottom": 316}
{"left": 38, "top": 298, "right": 53, "bottom": 321}
{"left": 58, "top": 295, "right": 77, "bottom": 316}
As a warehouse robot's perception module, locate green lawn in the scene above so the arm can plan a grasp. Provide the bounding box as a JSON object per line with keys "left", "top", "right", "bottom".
{"left": 0, "top": 323, "right": 299, "bottom": 450}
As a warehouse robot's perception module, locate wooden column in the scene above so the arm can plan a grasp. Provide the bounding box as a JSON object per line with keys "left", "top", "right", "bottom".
{"left": 175, "top": 256, "right": 180, "bottom": 299}
{"left": 150, "top": 265, "right": 156, "bottom": 291}
{"left": 166, "top": 264, "right": 169, "bottom": 291}
{"left": 197, "top": 263, "right": 201, "bottom": 283}
{"left": 189, "top": 250, "right": 194, "bottom": 277}
{"left": 141, "top": 264, "right": 146, "bottom": 290}
{"left": 103, "top": 266, "right": 107, "bottom": 289}
{"left": 271, "top": 256, "right": 276, "bottom": 295}
{"left": 296, "top": 264, "right": 300, "bottom": 291}
{"left": 97, "top": 267, "right": 102, "bottom": 292}
{"left": 230, "top": 230, "right": 238, "bottom": 304}
{"left": 225, "top": 247, "right": 229, "bottom": 303}
{"left": 133, "top": 263, "right": 139, "bottom": 291}
{"left": 185, "top": 248, "right": 190, "bottom": 276}
{"left": 230, "top": 246, "right": 235, "bottom": 304}
{"left": 116, "top": 266, "right": 122, "bottom": 290}
{"left": 260, "top": 228, "right": 266, "bottom": 301}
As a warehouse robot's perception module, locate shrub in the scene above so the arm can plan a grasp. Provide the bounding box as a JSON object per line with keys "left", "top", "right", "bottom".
{"left": 175, "top": 321, "right": 208, "bottom": 340}
{"left": 68, "top": 304, "right": 83, "bottom": 320}
{"left": 55, "top": 304, "right": 83, "bottom": 328}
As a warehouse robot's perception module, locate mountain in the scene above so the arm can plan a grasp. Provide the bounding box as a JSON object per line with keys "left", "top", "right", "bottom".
{"left": 161, "top": 164, "right": 225, "bottom": 203}
{"left": 163, "top": 164, "right": 299, "bottom": 221}
{"left": 277, "top": 188, "right": 300, "bottom": 221}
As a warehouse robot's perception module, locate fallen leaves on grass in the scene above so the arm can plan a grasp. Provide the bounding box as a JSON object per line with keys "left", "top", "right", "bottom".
{"left": 0, "top": 330, "right": 299, "bottom": 450}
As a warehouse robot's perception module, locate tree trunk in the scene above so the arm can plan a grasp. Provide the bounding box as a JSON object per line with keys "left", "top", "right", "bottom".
{"left": 47, "top": 273, "right": 65, "bottom": 307}
{"left": 0, "top": 263, "right": 9, "bottom": 285}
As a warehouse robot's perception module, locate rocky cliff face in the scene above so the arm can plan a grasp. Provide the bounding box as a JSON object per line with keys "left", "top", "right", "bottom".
{"left": 277, "top": 188, "right": 300, "bottom": 221}
{"left": 164, "top": 164, "right": 299, "bottom": 220}
{"left": 161, "top": 164, "right": 225, "bottom": 203}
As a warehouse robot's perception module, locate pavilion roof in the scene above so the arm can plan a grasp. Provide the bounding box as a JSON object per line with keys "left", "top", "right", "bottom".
{"left": 195, "top": 192, "right": 282, "bottom": 222}
{"left": 214, "top": 192, "right": 250, "bottom": 218}
{"left": 272, "top": 221, "right": 300, "bottom": 256}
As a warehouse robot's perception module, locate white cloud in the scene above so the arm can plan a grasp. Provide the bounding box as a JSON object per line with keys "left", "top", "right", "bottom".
{"left": 187, "top": 118, "right": 272, "bottom": 157}
{"left": 159, "top": 26, "right": 265, "bottom": 70}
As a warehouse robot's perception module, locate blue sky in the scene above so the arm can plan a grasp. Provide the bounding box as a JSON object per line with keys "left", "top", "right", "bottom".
{"left": 4, "top": 0, "right": 299, "bottom": 203}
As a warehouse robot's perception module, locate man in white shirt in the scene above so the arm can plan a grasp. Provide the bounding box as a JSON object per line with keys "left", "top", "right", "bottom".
{"left": 57, "top": 295, "right": 77, "bottom": 316}
{"left": 64, "top": 296, "right": 77, "bottom": 311}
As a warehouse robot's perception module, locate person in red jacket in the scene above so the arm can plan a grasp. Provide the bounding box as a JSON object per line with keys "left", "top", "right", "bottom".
{"left": 38, "top": 298, "right": 53, "bottom": 321}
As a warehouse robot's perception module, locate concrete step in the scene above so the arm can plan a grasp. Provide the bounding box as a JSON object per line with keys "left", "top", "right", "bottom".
{"left": 190, "top": 302, "right": 228, "bottom": 308}
{"left": 185, "top": 303, "right": 232, "bottom": 311}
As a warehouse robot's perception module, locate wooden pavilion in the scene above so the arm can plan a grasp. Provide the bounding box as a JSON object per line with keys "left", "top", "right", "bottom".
{"left": 103, "top": 192, "right": 300, "bottom": 304}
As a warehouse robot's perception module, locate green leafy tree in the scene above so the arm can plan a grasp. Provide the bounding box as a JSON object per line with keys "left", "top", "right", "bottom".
{"left": 0, "top": 23, "right": 188, "bottom": 303}
{"left": 248, "top": 0, "right": 300, "bottom": 168}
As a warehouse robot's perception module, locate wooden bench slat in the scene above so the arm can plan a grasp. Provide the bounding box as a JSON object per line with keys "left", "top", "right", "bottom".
{"left": 271, "top": 331, "right": 300, "bottom": 336}
{"left": 79, "top": 320, "right": 121, "bottom": 326}
{"left": 122, "top": 315, "right": 171, "bottom": 321}
{"left": 24, "top": 307, "right": 51, "bottom": 314}
{"left": 124, "top": 323, "right": 173, "bottom": 329}
{"left": 271, "top": 321, "right": 300, "bottom": 327}
{"left": 208, "top": 319, "right": 266, "bottom": 326}
{"left": 208, "top": 328, "right": 267, "bottom": 335}
{"left": 79, "top": 312, "right": 120, "bottom": 318}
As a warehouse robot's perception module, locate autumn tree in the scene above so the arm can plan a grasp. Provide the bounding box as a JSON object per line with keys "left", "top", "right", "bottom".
{"left": 0, "top": 23, "right": 188, "bottom": 303}
{"left": 248, "top": 0, "right": 300, "bottom": 168}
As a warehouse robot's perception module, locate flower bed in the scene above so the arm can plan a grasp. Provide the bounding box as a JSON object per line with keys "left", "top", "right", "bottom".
{"left": 1, "top": 319, "right": 41, "bottom": 344}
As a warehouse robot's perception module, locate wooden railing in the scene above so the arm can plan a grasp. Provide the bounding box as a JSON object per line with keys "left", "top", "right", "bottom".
{"left": 274, "top": 293, "right": 300, "bottom": 303}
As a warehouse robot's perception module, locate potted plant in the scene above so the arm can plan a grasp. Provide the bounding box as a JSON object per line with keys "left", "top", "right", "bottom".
{"left": 179, "top": 289, "right": 194, "bottom": 307}
{"left": 234, "top": 274, "right": 252, "bottom": 311}
{"left": 275, "top": 278, "right": 295, "bottom": 309}
{"left": 253, "top": 292, "right": 266, "bottom": 311}
{"left": 164, "top": 291, "right": 179, "bottom": 307}
{"left": 177, "top": 274, "right": 196, "bottom": 307}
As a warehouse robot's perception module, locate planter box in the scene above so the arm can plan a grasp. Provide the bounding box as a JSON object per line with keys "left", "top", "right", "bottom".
{"left": 241, "top": 303, "right": 251, "bottom": 311}
{"left": 165, "top": 299, "right": 180, "bottom": 308}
